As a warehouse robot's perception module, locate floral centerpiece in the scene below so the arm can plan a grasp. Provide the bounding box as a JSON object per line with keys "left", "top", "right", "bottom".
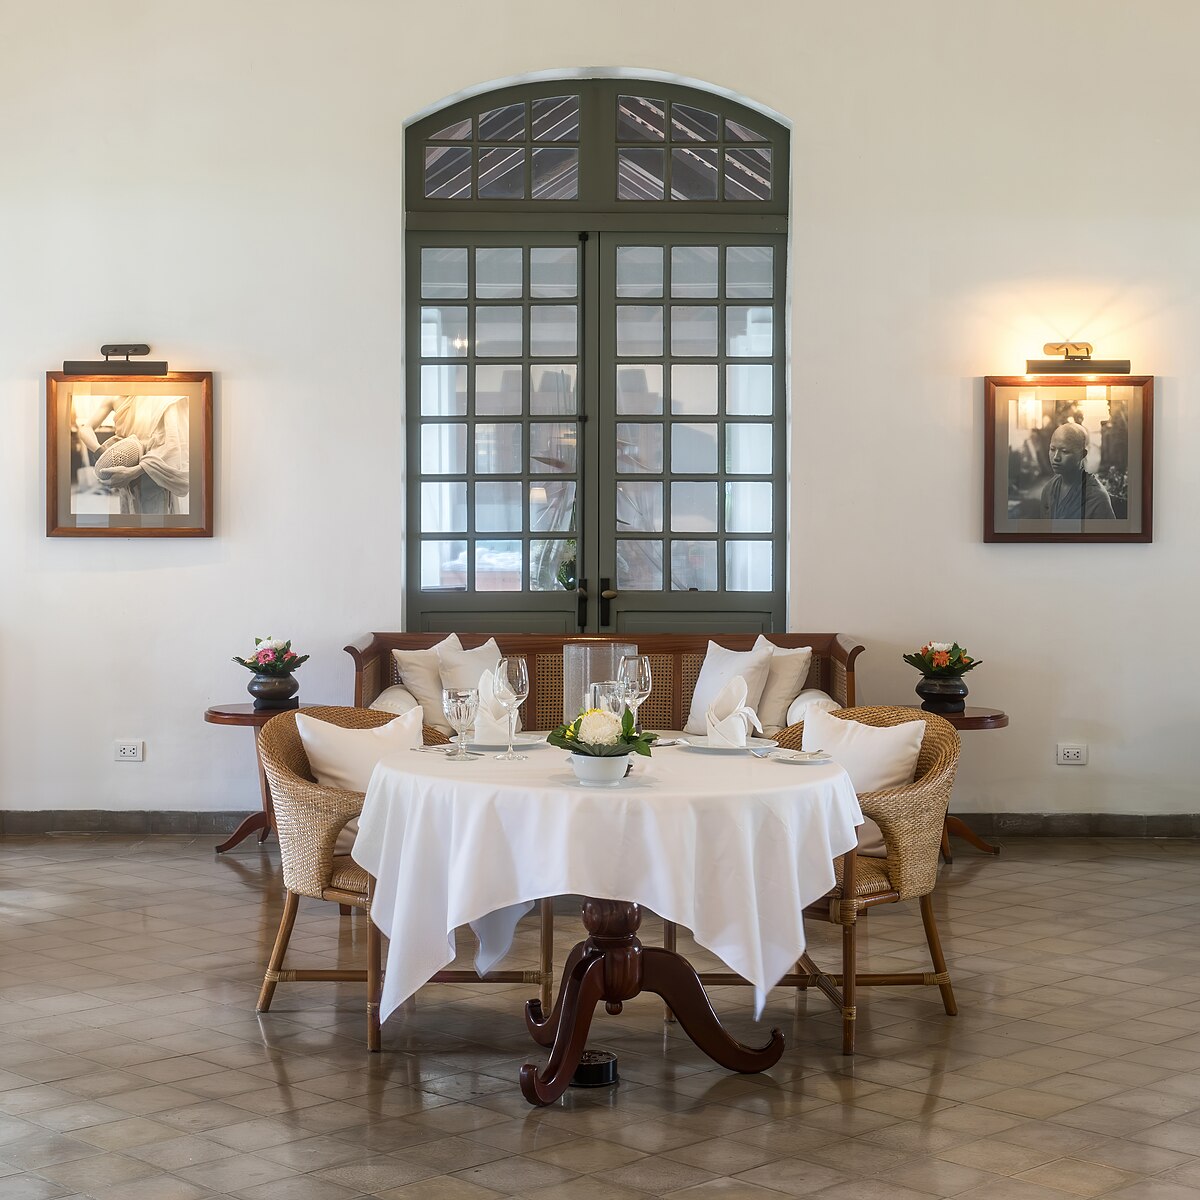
{"left": 547, "top": 708, "right": 657, "bottom": 785}
{"left": 233, "top": 636, "right": 310, "bottom": 711}
{"left": 901, "top": 641, "right": 980, "bottom": 715}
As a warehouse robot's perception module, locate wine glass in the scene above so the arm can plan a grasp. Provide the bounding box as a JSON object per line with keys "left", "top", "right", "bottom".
{"left": 442, "top": 688, "right": 480, "bottom": 761}
{"left": 617, "top": 654, "right": 652, "bottom": 730}
{"left": 493, "top": 657, "right": 530, "bottom": 761}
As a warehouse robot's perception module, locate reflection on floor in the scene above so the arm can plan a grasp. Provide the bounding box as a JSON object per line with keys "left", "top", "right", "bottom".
{"left": 1, "top": 835, "right": 1198, "bottom": 1199}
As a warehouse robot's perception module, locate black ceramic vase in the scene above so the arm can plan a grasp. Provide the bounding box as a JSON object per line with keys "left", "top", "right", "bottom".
{"left": 914, "top": 674, "right": 968, "bottom": 714}
{"left": 247, "top": 673, "right": 300, "bottom": 711}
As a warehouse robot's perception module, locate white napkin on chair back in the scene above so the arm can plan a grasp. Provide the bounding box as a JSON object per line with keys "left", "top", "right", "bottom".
{"left": 472, "top": 669, "right": 513, "bottom": 745}
{"left": 704, "top": 676, "right": 763, "bottom": 748}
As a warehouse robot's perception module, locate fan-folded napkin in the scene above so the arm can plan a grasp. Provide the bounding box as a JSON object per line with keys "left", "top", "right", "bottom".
{"left": 472, "top": 669, "right": 513, "bottom": 745}
{"left": 705, "top": 676, "right": 763, "bottom": 747}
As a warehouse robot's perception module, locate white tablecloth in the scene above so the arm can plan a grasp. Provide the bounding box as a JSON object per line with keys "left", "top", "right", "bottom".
{"left": 352, "top": 745, "right": 862, "bottom": 1022}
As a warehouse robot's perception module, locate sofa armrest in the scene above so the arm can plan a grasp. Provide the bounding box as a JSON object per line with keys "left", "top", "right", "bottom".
{"left": 345, "top": 635, "right": 387, "bottom": 707}
{"left": 830, "top": 635, "right": 866, "bottom": 706}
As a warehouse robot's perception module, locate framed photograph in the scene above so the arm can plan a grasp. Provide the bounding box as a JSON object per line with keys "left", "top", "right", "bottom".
{"left": 47, "top": 372, "right": 213, "bottom": 537}
{"left": 984, "top": 375, "right": 1153, "bottom": 543}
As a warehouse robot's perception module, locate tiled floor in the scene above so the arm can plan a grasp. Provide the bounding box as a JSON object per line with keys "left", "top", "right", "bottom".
{"left": 1, "top": 836, "right": 1199, "bottom": 1199}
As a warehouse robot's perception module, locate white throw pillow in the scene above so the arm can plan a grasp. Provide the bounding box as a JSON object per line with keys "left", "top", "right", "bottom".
{"left": 392, "top": 635, "right": 461, "bottom": 731}
{"left": 368, "top": 685, "right": 420, "bottom": 716}
{"left": 754, "top": 637, "right": 813, "bottom": 729}
{"left": 295, "top": 709, "right": 424, "bottom": 857}
{"left": 438, "top": 638, "right": 520, "bottom": 733}
{"left": 683, "top": 640, "right": 774, "bottom": 735}
{"left": 802, "top": 707, "right": 924, "bottom": 859}
{"left": 785, "top": 689, "right": 841, "bottom": 727}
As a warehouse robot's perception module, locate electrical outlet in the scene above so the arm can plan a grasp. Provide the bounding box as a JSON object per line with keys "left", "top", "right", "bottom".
{"left": 1056, "top": 743, "right": 1088, "bottom": 765}
{"left": 114, "top": 740, "right": 144, "bottom": 762}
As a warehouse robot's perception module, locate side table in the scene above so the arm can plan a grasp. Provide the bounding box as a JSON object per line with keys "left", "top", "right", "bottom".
{"left": 205, "top": 703, "right": 298, "bottom": 853}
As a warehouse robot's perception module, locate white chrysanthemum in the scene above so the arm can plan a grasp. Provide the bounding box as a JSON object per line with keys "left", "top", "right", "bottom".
{"left": 576, "top": 708, "right": 623, "bottom": 746}
{"left": 928, "top": 641, "right": 953, "bottom": 652}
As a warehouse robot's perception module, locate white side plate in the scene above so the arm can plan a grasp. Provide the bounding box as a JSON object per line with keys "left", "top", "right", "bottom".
{"left": 768, "top": 749, "right": 833, "bottom": 765}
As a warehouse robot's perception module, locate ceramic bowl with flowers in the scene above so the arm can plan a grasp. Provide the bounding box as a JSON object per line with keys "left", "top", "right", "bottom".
{"left": 547, "top": 708, "right": 657, "bottom": 785}
{"left": 902, "top": 642, "right": 980, "bottom": 714}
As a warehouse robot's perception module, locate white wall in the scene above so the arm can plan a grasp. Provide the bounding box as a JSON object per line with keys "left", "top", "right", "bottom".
{"left": 2, "top": 0, "right": 1197, "bottom": 815}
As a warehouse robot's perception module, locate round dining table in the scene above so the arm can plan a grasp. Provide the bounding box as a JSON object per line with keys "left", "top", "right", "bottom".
{"left": 352, "top": 741, "right": 862, "bottom": 1105}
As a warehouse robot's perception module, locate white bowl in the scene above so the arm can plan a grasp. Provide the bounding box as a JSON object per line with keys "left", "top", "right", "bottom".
{"left": 567, "top": 753, "right": 629, "bottom": 786}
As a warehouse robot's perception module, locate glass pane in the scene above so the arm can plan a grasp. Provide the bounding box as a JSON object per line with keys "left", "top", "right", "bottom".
{"left": 479, "top": 103, "right": 525, "bottom": 141}
{"left": 672, "top": 423, "right": 718, "bottom": 473}
{"left": 420, "top": 365, "right": 467, "bottom": 416}
{"left": 479, "top": 147, "right": 525, "bottom": 199}
{"left": 429, "top": 118, "right": 471, "bottom": 141}
{"left": 530, "top": 364, "right": 577, "bottom": 414}
{"left": 531, "top": 537, "right": 578, "bottom": 592}
{"left": 421, "top": 248, "right": 467, "bottom": 299}
{"left": 671, "top": 246, "right": 718, "bottom": 298}
{"left": 727, "top": 306, "right": 773, "bottom": 356}
{"left": 424, "top": 146, "right": 471, "bottom": 199}
{"left": 475, "top": 423, "right": 522, "bottom": 473}
{"left": 726, "top": 541, "right": 772, "bottom": 591}
{"left": 616, "top": 246, "right": 663, "bottom": 298}
{"left": 670, "top": 364, "right": 717, "bottom": 415}
{"left": 422, "top": 540, "right": 466, "bottom": 590}
{"left": 617, "top": 423, "right": 663, "bottom": 473}
{"left": 616, "top": 365, "right": 664, "bottom": 414}
{"left": 476, "top": 481, "right": 523, "bottom": 532}
{"left": 726, "top": 246, "right": 773, "bottom": 298}
{"left": 727, "top": 423, "right": 772, "bottom": 473}
{"left": 617, "top": 95, "right": 666, "bottom": 141}
{"left": 673, "top": 103, "right": 719, "bottom": 141}
{"left": 421, "top": 307, "right": 467, "bottom": 357}
{"left": 671, "top": 482, "right": 718, "bottom": 532}
{"left": 727, "top": 364, "right": 773, "bottom": 415}
{"left": 420, "top": 482, "right": 466, "bottom": 532}
{"left": 475, "top": 365, "right": 523, "bottom": 416}
{"left": 671, "top": 306, "right": 718, "bottom": 356}
{"left": 531, "top": 247, "right": 577, "bottom": 298}
{"left": 530, "top": 479, "right": 576, "bottom": 532}
{"left": 616, "top": 481, "right": 663, "bottom": 532}
{"left": 616, "top": 306, "right": 663, "bottom": 356}
{"left": 530, "top": 422, "right": 578, "bottom": 473}
{"left": 671, "top": 541, "right": 718, "bottom": 591}
{"left": 533, "top": 96, "right": 579, "bottom": 141}
{"left": 530, "top": 305, "right": 577, "bottom": 356}
{"left": 421, "top": 424, "right": 466, "bottom": 474}
{"left": 532, "top": 148, "right": 579, "bottom": 199}
{"left": 618, "top": 148, "right": 665, "bottom": 200}
{"left": 670, "top": 147, "right": 718, "bottom": 200}
{"left": 476, "top": 540, "right": 522, "bottom": 591}
{"left": 476, "top": 247, "right": 522, "bottom": 298}
{"left": 617, "top": 539, "right": 663, "bottom": 590}
{"left": 726, "top": 481, "right": 772, "bottom": 532}
{"left": 475, "top": 306, "right": 523, "bottom": 356}
{"left": 725, "top": 117, "right": 766, "bottom": 142}
{"left": 725, "top": 147, "right": 772, "bottom": 201}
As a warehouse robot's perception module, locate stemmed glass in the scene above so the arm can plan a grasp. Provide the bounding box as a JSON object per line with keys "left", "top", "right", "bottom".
{"left": 494, "top": 657, "right": 530, "bottom": 761}
{"left": 617, "top": 654, "right": 652, "bottom": 730}
{"left": 442, "top": 688, "right": 481, "bottom": 761}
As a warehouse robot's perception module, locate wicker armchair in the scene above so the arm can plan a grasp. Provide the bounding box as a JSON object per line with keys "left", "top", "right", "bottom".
{"left": 778, "top": 706, "right": 961, "bottom": 1054}
{"left": 254, "top": 706, "right": 555, "bottom": 1052}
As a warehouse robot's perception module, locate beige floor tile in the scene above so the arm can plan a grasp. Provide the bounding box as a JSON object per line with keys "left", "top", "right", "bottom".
{"left": 1016, "top": 1156, "right": 1142, "bottom": 1196}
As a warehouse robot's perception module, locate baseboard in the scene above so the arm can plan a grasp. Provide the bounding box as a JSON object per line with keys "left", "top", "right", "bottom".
{"left": 1, "top": 810, "right": 1197, "bottom": 838}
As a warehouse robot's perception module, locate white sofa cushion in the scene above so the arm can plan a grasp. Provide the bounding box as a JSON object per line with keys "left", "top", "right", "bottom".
{"left": 785, "top": 689, "right": 841, "bottom": 727}
{"left": 369, "top": 685, "right": 420, "bottom": 716}
{"left": 683, "top": 640, "right": 774, "bottom": 735}
{"left": 391, "top": 634, "right": 461, "bottom": 731}
{"left": 754, "top": 636, "right": 813, "bottom": 729}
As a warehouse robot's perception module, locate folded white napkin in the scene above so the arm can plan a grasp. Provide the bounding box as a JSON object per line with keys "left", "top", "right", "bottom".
{"left": 472, "top": 669, "right": 513, "bottom": 745}
{"left": 705, "top": 676, "right": 763, "bottom": 748}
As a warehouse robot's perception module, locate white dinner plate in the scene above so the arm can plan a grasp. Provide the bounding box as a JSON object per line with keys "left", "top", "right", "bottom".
{"left": 768, "top": 749, "right": 834, "bottom": 765}
{"left": 449, "top": 733, "right": 548, "bottom": 752}
{"left": 677, "top": 736, "right": 778, "bottom": 755}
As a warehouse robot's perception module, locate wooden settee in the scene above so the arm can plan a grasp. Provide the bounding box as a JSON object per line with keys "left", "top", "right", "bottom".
{"left": 345, "top": 633, "right": 865, "bottom": 733}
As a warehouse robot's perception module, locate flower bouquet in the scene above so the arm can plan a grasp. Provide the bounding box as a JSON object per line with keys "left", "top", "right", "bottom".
{"left": 902, "top": 642, "right": 980, "bottom": 714}
{"left": 547, "top": 707, "right": 657, "bottom": 785}
{"left": 233, "top": 636, "right": 310, "bottom": 711}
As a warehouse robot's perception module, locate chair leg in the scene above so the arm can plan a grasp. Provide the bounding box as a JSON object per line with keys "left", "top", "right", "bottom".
{"left": 339, "top": 903, "right": 352, "bottom": 916}
{"left": 367, "top": 913, "right": 382, "bottom": 1051}
{"left": 841, "top": 916, "right": 857, "bottom": 1055}
{"left": 663, "top": 919, "right": 677, "bottom": 1023}
{"left": 538, "top": 897, "right": 554, "bottom": 1013}
{"left": 257, "top": 890, "right": 299, "bottom": 1012}
{"left": 920, "top": 893, "right": 957, "bottom": 1016}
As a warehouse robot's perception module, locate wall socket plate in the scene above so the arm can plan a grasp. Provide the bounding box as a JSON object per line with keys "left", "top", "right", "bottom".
{"left": 1056, "top": 742, "right": 1088, "bottom": 765}
{"left": 114, "top": 740, "right": 144, "bottom": 762}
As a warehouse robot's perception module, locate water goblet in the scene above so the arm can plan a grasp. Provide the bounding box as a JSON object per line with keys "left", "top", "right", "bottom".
{"left": 617, "top": 654, "right": 652, "bottom": 729}
{"left": 442, "top": 688, "right": 480, "bottom": 761}
{"left": 494, "top": 657, "right": 529, "bottom": 761}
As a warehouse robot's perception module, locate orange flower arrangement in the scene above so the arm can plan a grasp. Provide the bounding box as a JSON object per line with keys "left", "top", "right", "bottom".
{"left": 902, "top": 642, "right": 980, "bottom": 677}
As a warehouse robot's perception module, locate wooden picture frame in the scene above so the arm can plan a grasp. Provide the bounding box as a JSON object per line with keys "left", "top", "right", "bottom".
{"left": 47, "top": 372, "right": 214, "bottom": 537}
{"left": 984, "top": 375, "right": 1153, "bottom": 543}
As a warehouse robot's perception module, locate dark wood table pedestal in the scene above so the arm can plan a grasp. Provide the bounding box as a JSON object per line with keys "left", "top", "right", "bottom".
{"left": 519, "top": 898, "right": 784, "bottom": 1106}
{"left": 205, "top": 704, "right": 291, "bottom": 853}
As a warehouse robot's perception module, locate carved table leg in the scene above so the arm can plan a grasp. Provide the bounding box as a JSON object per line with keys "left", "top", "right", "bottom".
{"left": 526, "top": 942, "right": 586, "bottom": 1048}
{"left": 519, "top": 954, "right": 606, "bottom": 1105}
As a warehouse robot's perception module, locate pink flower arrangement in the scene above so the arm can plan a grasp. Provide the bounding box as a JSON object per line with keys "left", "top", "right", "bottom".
{"left": 233, "top": 636, "right": 309, "bottom": 677}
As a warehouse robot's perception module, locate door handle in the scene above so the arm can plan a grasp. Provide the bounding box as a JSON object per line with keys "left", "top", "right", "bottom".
{"left": 576, "top": 579, "right": 588, "bottom": 629}
{"left": 599, "top": 578, "right": 618, "bottom": 626}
